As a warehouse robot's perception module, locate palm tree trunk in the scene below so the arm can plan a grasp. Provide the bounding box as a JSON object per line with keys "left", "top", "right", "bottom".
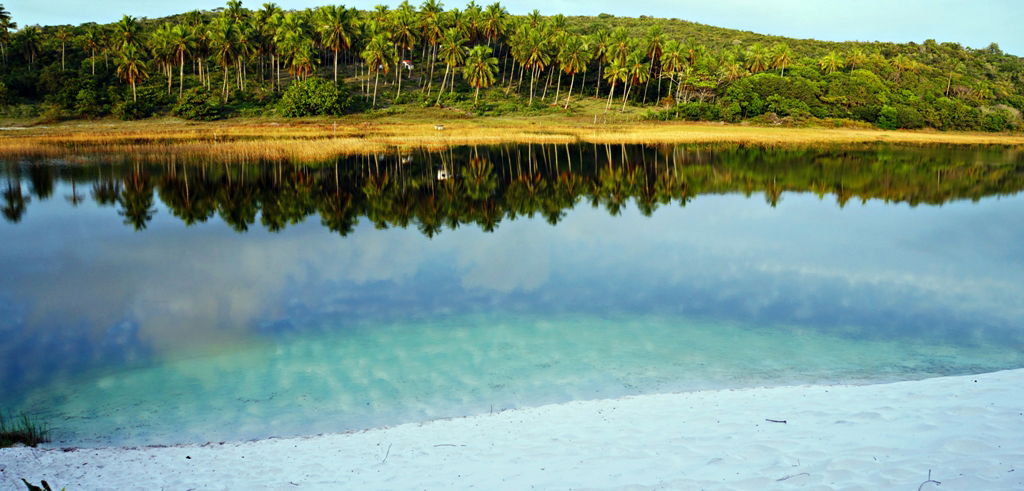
{"left": 595, "top": 63, "right": 603, "bottom": 97}
{"left": 334, "top": 49, "right": 339, "bottom": 82}
{"left": 606, "top": 81, "right": 615, "bottom": 110}
{"left": 179, "top": 52, "right": 185, "bottom": 96}
{"left": 542, "top": 66, "right": 553, "bottom": 100}
{"left": 475, "top": 86, "right": 480, "bottom": 104}
{"left": 529, "top": 66, "right": 537, "bottom": 105}
{"left": 437, "top": 64, "right": 449, "bottom": 105}
{"left": 426, "top": 45, "right": 437, "bottom": 96}
{"left": 91, "top": 49, "right": 95, "bottom": 75}
{"left": 622, "top": 80, "right": 632, "bottom": 112}
{"left": 554, "top": 70, "right": 562, "bottom": 105}
{"left": 643, "top": 74, "right": 650, "bottom": 104}
{"left": 397, "top": 67, "right": 403, "bottom": 100}
{"left": 61, "top": 43, "right": 65, "bottom": 71}
{"left": 564, "top": 72, "right": 576, "bottom": 109}
{"left": 131, "top": 79, "right": 137, "bottom": 102}
{"left": 223, "top": 64, "right": 229, "bottom": 102}
{"left": 372, "top": 70, "right": 380, "bottom": 107}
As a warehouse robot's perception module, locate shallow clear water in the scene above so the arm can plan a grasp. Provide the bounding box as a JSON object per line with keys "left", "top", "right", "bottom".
{"left": 1, "top": 144, "right": 1023, "bottom": 446}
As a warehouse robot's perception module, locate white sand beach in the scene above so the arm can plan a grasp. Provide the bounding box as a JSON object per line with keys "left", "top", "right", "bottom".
{"left": 2, "top": 369, "right": 1021, "bottom": 490}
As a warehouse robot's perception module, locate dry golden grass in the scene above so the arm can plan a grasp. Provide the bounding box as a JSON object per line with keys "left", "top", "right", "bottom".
{"left": 2, "top": 117, "right": 1022, "bottom": 163}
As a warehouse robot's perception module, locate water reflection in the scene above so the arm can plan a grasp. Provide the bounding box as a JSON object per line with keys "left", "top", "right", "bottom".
{"left": 3, "top": 143, "right": 1023, "bottom": 232}
{"left": 1, "top": 143, "right": 1023, "bottom": 446}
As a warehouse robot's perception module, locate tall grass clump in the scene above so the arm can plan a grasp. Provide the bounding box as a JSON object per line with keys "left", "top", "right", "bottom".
{"left": 0, "top": 412, "right": 50, "bottom": 447}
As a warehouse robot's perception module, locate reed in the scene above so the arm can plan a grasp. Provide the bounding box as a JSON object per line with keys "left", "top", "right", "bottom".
{"left": 0, "top": 412, "right": 50, "bottom": 448}
{"left": 2, "top": 120, "right": 1022, "bottom": 163}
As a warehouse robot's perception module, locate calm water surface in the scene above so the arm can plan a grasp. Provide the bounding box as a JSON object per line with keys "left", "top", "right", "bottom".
{"left": 1, "top": 144, "right": 1023, "bottom": 446}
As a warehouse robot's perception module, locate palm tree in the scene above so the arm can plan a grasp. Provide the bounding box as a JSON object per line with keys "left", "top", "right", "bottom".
{"left": 289, "top": 40, "right": 317, "bottom": 81}
{"left": 622, "top": 51, "right": 649, "bottom": 112}
{"left": 420, "top": 10, "right": 444, "bottom": 96}
{"left": 116, "top": 43, "right": 149, "bottom": 102}
{"left": 362, "top": 34, "right": 396, "bottom": 107}
{"left": 435, "top": 27, "right": 467, "bottom": 105}
{"left": 234, "top": 20, "right": 255, "bottom": 91}
{"left": 151, "top": 24, "right": 177, "bottom": 94}
{"left": 463, "top": 44, "right": 497, "bottom": 104}
{"left": 644, "top": 26, "right": 665, "bottom": 103}
{"left": 315, "top": 5, "right": 354, "bottom": 82}
{"left": 0, "top": 4, "right": 15, "bottom": 65}
{"left": 256, "top": 3, "right": 283, "bottom": 86}
{"left": 660, "top": 40, "right": 684, "bottom": 102}
{"left": 558, "top": 35, "right": 591, "bottom": 109}
{"left": 114, "top": 15, "right": 141, "bottom": 49}
{"left": 389, "top": 9, "right": 419, "bottom": 99}
{"left": 603, "top": 58, "right": 627, "bottom": 111}
{"left": 771, "top": 43, "right": 793, "bottom": 76}
{"left": 819, "top": 50, "right": 843, "bottom": 74}
{"left": 55, "top": 27, "right": 72, "bottom": 70}
{"left": 745, "top": 43, "right": 769, "bottom": 74}
{"left": 481, "top": 2, "right": 507, "bottom": 48}
{"left": 718, "top": 52, "right": 747, "bottom": 83}
{"left": 210, "top": 16, "right": 238, "bottom": 101}
{"left": 169, "top": 25, "right": 194, "bottom": 96}
{"left": 225, "top": 0, "right": 248, "bottom": 24}
{"left": 18, "top": 25, "right": 41, "bottom": 69}
{"left": 522, "top": 28, "right": 551, "bottom": 105}
{"left": 889, "top": 54, "right": 917, "bottom": 82}
{"left": 591, "top": 29, "right": 610, "bottom": 97}
{"left": 846, "top": 48, "right": 867, "bottom": 69}
{"left": 82, "top": 27, "right": 102, "bottom": 75}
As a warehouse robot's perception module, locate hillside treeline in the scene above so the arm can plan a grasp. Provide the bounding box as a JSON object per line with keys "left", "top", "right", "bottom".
{"left": 0, "top": 2, "right": 1022, "bottom": 131}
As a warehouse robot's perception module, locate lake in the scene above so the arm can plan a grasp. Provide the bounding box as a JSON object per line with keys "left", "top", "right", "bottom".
{"left": 2, "top": 143, "right": 1023, "bottom": 446}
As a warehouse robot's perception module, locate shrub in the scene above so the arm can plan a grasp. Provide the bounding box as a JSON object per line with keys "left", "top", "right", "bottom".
{"left": 648, "top": 102, "right": 724, "bottom": 121}
{"left": 0, "top": 412, "right": 49, "bottom": 448}
{"left": 172, "top": 88, "right": 223, "bottom": 121}
{"left": 112, "top": 86, "right": 169, "bottom": 120}
{"left": 981, "top": 107, "right": 1012, "bottom": 132}
{"left": 35, "top": 103, "right": 70, "bottom": 124}
{"left": 278, "top": 78, "right": 357, "bottom": 117}
{"left": 74, "top": 87, "right": 107, "bottom": 118}
{"left": 113, "top": 100, "right": 153, "bottom": 120}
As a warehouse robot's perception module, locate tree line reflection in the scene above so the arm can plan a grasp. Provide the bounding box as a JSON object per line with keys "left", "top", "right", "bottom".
{"left": 3, "top": 143, "right": 1023, "bottom": 236}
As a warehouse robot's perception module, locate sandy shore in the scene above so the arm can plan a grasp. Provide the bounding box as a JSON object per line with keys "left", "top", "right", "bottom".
{"left": 2, "top": 369, "right": 1021, "bottom": 490}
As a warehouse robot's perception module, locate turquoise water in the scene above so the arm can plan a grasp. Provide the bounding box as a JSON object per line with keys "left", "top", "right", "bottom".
{"left": 2, "top": 146, "right": 1023, "bottom": 446}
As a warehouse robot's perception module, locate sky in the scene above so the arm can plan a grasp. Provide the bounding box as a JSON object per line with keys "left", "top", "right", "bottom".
{"left": 4, "top": 0, "right": 1024, "bottom": 55}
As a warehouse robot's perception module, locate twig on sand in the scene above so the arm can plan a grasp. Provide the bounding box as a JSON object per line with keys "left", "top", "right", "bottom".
{"left": 765, "top": 419, "right": 787, "bottom": 424}
{"left": 381, "top": 443, "right": 392, "bottom": 464}
{"left": 917, "top": 469, "right": 941, "bottom": 490}
{"left": 776, "top": 472, "right": 809, "bottom": 482}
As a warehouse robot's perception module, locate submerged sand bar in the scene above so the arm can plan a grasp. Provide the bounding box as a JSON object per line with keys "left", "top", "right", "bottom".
{"left": 2, "top": 369, "right": 1021, "bottom": 489}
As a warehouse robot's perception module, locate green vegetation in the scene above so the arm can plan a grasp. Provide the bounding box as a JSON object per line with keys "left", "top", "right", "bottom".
{"left": 0, "top": 2, "right": 1022, "bottom": 131}
{"left": 0, "top": 412, "right": 50, "bottom": 447}
{"left": 21, "top": 479, "right": 64, "bottom": 491}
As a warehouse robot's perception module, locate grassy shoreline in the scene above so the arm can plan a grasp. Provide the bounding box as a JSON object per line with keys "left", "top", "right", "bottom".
{"left": 3, "top": 114, "right": 1023, "bottom": 163}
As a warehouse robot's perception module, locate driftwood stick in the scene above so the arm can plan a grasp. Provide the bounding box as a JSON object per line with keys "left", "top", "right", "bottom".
{"left": 917, "top": 469, "right": 941, "bottom": 490}
{"left": 776, "top": 472, "right": 809, "bottom": 482}
{"left": 381, "top": 443, "right": 392, "bottom": 464}
{"left": 766, "top": 418, "right": 787, "bottom": 424}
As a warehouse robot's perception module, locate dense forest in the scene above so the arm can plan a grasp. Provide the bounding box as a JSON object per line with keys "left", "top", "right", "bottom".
{"left": 5, "top": 144, "right": 1024, "bottom": 229}
{"left": 1, "top": 1, "right": 1023, "bottom": 131}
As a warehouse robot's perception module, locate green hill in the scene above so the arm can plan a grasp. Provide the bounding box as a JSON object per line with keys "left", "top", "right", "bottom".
{"left": 0, "top": 2, "right": 1021, "bottom": 132}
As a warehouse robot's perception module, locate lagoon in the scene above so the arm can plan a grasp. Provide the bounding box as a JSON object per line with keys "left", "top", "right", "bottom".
{"left": 1, "top": 143, "right": 1023, "bottom": 446}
